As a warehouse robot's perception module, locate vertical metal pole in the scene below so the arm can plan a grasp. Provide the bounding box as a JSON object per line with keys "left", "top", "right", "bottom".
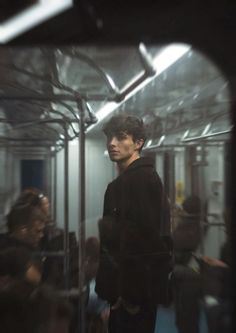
{"left": 48, "top": 149, "right": 52, "bottom": 204}
{"left": 63, "top": 124, "right": 70, "bottom": 290}
{"left": 53, "top": 152, "right": 57, "bottom": 223}
{"left": 77, "top": 97, "right": 86, "bottom": 333}
{"left": 198, "top": 143, "right": 207, "bottom": 255}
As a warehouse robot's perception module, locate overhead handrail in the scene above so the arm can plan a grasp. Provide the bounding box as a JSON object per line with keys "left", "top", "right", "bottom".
{"left": 181, "top": 127, "right": 232, "bottom": 142}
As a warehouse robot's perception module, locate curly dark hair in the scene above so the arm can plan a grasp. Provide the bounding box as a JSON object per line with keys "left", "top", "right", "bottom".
{"left": 102, "top": 113, "right": 147, "bottom": 149}
{"left": 6, "top": 204, "right": 46, "bottom": 233}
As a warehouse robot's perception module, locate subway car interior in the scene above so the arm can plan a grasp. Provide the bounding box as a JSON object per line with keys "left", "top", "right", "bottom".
{"left": 0, "top": 42, "right": 232, "bottom": 332}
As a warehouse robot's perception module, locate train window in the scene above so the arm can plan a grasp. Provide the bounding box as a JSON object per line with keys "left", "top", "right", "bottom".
{"left": 0, "top": 43, "right": 232, "bottom": 332}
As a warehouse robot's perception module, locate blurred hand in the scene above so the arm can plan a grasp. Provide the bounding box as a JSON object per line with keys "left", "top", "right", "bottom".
{"left": 201, "top": 255, "right": 228, "bottom": 268}
{"left": 100, "top": 307, "right": 110, "bottom": 322}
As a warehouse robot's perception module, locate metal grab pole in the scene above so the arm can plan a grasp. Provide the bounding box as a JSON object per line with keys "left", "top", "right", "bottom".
{"left": 63, "top": 124, "right": 70, "bottom": 290}
{"left": 53, "top": 152, "right": 57, "bottom": 223}
{"left": 77, "top": 97, "right": 86, "bottom": 333}
{"left": 48, "top": 149, "right": 52, "bottom": 208}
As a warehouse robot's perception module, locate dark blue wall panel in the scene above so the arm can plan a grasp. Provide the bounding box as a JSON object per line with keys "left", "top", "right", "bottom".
{"left": 21, "top": 159, "right": 44, "bottom": 191}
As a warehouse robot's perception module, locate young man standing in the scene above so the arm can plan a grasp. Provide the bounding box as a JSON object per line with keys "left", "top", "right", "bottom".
{"left": 95, "top": 114, "right": 172, "bottom": 333}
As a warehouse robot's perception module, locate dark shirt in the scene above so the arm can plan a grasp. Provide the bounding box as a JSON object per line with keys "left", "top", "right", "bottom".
{"left": 95, "top": 157, "right": 172, "bottom": 305}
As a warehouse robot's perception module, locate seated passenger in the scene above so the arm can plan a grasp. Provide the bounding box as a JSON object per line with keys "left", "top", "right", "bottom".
{"left": 14, "top": 187, "right": 50, "bottom": 218}
{"left": 0, "top": 204, "right": 46, "bottom": 288}
{"left": 0, "top": 203, "right": 46, "bottom": 251}
{"left": 173, "top": 195, "right": 202, "bottom": 265}
{"left": 12, "top": 188, "right": 79, "bottom": 290}
{"left": 199, "top": 206, "right": 232, "bottom": 333}
{"left": 171, "top": 195, "right": 203, "bottom": 333}
{"left": 13, "top": 187, "right": 62, "bottom": 248}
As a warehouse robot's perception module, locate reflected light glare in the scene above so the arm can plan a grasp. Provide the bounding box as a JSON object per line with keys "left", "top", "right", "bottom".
{"left": 146, "top": 139, "right": 152, "bottom": 147}
{"left": 182, "top": 129, "right": 190, "bottom": 140}
{"left": 70, "top": 140, "right": 78, "bottom": 147}
{"left": 158, "top": 135, "right": 165, "bottom": 146}
{"left": 202, "top": 123, "right": 211, "bottom": 135}
{"left": 0, "top": 0, "right": 73, "bottom": 43}
{"left": 152, "top": 44, "right": 191, "bottom": 74}
{"left": 87, "top": 44, "right": 190, "bottom": 132}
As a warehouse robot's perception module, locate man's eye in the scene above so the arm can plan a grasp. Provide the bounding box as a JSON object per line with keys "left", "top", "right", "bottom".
{"left": 117, "top": 134, "right": 127, "bottom": 140}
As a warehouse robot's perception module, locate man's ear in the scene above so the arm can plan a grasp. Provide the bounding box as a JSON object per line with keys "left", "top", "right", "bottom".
{"left": 135, "top": 139, "right": 144, "bottom": 150}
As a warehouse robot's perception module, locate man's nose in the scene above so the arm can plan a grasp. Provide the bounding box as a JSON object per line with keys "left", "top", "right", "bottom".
{"left": 108, "top": 136, "right": 117, "bottom": 146}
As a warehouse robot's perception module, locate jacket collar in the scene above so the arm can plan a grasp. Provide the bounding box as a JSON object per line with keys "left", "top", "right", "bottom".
{"left": 124, "top": 156, "right": 155, "bottom": 172}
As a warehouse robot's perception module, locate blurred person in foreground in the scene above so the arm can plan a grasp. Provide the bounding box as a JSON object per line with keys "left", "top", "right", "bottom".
{"left": 85, "top": 237, "right": 109, "bottom": 333}
{"left": 0, "top": 279, "right": 73, "bottom": 333}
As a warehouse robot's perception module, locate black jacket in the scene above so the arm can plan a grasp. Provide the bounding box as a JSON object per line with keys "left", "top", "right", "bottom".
{"left": 95, "top": 157, "right": 172, "bottom": 306}
{"left": 0, "top": 233, "right": 43, "bottom": 276}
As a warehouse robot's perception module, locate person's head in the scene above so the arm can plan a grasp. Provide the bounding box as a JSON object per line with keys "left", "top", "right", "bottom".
{"left": 15, "top": 188, "right": 50, "bottom": 217}
{"left": 85, "top": 236, "right": 100, "bottom": 281}
{"left": 182, "top": 195, "right": 201, "bottom": 215}
{"left": 102, "top": 114, "right": 147, "bottom": 170}
{"left": 7, "top": 204, "right": 46, "bottom": 248}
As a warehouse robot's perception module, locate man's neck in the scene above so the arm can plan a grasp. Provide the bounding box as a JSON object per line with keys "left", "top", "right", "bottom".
{"left": 117, "top": 154, "right": 140, "bottom": 174}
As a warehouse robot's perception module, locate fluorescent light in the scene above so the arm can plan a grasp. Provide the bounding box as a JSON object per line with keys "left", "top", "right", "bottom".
{"left": 0, "top": 0, "right": 73, "bottom": 43}
{"left": 87, "top": 43, "right": 190, "bottom": 132}
{"left": 152, "top": 44, "right": 190, "bottom": 73}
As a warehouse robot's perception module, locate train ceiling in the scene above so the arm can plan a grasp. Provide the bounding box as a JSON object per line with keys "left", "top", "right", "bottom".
{"left": 0, "top": 44, "right": 232, "bottom": 150}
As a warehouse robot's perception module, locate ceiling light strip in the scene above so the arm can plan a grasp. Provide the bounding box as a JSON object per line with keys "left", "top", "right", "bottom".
{"left": 87, "top": 44, "right": 190, "bottom": 132}
{"left": 0, "top": 0, "right": 73, "bottom": 44}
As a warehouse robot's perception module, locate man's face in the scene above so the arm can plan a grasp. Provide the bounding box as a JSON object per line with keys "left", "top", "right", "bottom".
{"left": 106, "top": 132, "right": 142, "bottom": 163}
{"left": 26, "top": 219, "right": 45, "bottom": 247}
{"left": 41, "top": 196, "right": 50, "bottom": 216}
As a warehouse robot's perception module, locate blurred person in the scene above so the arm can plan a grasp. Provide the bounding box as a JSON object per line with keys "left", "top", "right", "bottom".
{"left": 199, "top": 206, "right": 232, "bottom": 333}
{"left": 0, "top": 202, "right": 46, "bottom": 251}
{"left": 0, "top": 246, "right": 42, "bottom": 286}
{"left": 171, "top": 195, "right": 203, "bottom": 333}
{"left": 0, "top": 279, "right": 73, "bottom": 333}
{"left": 85, "top": 237, "right": 110, "bottom": 333}
{"left": 13, "top": 187, "right": 63, "bottom": 248}
{"left": 95, "top": 114, "right": 172, "bottom": 333}
{"left": 14, "top": 187, "right": 50, "bottom": 218}
{"left": 0, "top": 203, "right": 46, "bottom": 288}
{"left": 12, "top": 188, "right": 77, "bottom": 290}
{"left": 173, "top": 195, "right": 202, "bottom": 265}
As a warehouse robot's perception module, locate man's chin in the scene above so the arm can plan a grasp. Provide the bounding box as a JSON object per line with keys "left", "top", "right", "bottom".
{"left": 109, "top": 155, "right": 119, "bottom": 162}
